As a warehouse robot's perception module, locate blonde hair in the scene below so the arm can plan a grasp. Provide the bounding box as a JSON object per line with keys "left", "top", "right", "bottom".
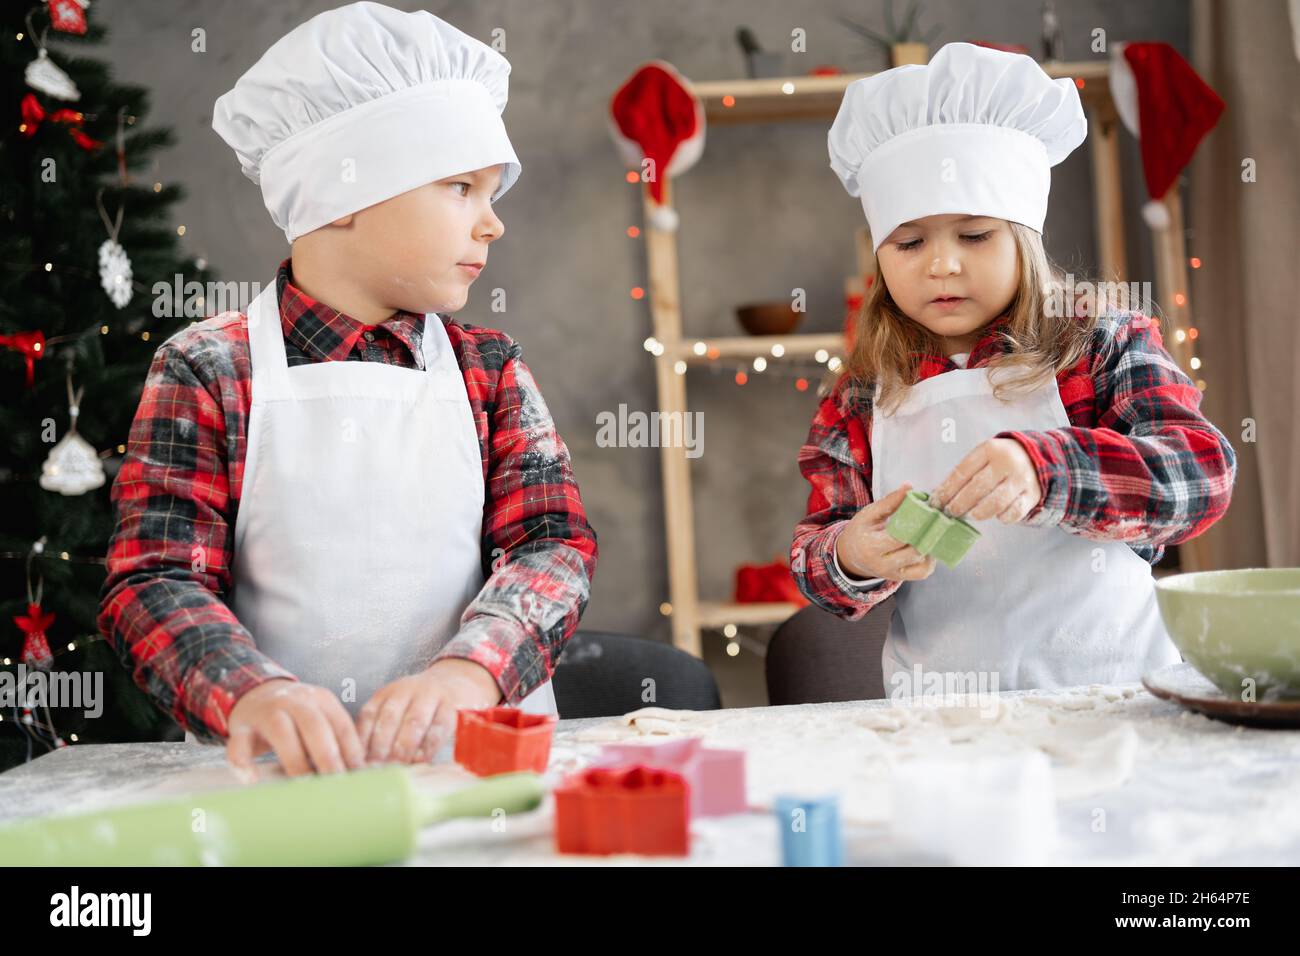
{"left": 847, "top": 222, "right": 1101, "bottom": 414}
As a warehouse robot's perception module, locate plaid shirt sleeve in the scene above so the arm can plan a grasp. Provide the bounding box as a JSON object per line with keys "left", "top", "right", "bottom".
{"left": 434, "top": 329, "right": 598, "bottom": 704}
{"left": 97, "top": 326, "right": 297, "bottom": 744}
{"left": 997, "top": 311, "right": 1237, "bottom": 547}
{"left": 791, "top": 381, "right": 903, "bottom": 621}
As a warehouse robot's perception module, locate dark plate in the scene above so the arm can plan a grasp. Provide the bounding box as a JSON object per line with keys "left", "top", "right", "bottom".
{"left": 1142, "top": 662, "right": 1300, "bottom": 729}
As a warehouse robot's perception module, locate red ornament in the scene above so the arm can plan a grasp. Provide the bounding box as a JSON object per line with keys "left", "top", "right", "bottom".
{"left": 0, "top": 329, "right": 47, "bottom": 388}
{"left": 14, "top": 602, "right": 57, "bottom": 670}
{"left": 47, "top": 0, "right": 88, "bottom": 36}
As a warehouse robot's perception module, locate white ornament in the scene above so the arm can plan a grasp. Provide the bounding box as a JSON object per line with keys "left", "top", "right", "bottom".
{"left": 98, "top": 239, "right": 133, "bottom": 308}
{"left": 25, "top": 48, "right": 80, "bottom": 101}
{"left": 39, "top": 400, "right": 105, "bottom": 496}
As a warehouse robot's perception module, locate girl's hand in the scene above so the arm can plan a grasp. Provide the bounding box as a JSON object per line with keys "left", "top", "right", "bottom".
{"left": 358, "top": 658, "right": 503, "bottom": 765}
{"left": 930, "top": 438, "right": 1043, "bottom": 524}
{"left": 836, "top": 483, "right": 939, "bottom": 582}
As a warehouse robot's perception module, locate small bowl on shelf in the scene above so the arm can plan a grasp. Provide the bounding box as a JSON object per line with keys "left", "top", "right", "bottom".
{"left": 736, "top": 302, "right": 803, "bottom": 336}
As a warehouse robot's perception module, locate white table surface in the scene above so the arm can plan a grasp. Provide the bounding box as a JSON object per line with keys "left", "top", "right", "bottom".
{"left": 2, "top": 683, "right": 1298, "bottom": 865}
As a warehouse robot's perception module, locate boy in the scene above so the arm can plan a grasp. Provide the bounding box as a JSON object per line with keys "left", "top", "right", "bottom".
{"left": 98, "top": 2, "right": 597, "bottom": 778}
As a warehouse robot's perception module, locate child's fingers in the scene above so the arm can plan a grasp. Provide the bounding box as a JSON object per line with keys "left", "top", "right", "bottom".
{"left": 292, "top": 703, "right": 347, "bottom": 775}
{"left": 225, "top": 725, "right": 262, "bottom": 784}
{"left": 263, "top": 712, "right": 313, "bottom": 777}
{"left": 366, "top": 694, "right": 412, "bottom": 763}
{"left": 323, "top": 696, "right": 366, "bottom": 770}
{"left": 392, "top": 695, "right": 439, "bottom": 763}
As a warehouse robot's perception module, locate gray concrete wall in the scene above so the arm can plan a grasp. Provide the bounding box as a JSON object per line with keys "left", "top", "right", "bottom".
{"left": 96, "top": 1, "right": 1190, "bottom": 674}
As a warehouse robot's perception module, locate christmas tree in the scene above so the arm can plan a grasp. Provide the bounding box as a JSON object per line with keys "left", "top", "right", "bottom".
{"left": 1, "top": 1, "right": 215, "bottom": 769}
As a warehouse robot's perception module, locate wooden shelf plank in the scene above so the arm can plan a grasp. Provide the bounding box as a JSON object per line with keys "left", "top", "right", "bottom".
{"left": 697, "top": 600, "right": 801, "bottom": 629}
{"left": 673, "top": 332, "right": 846, "bottom": 363}
{"left": 691, "top": 61, "right": 1110, "bottom": 125}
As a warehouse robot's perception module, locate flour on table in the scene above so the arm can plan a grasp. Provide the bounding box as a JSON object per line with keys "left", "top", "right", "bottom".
{"left": 563, "top": 687, "right": 1149, "bottom": 823}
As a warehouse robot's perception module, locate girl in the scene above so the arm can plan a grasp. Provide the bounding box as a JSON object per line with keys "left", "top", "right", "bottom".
{"left": 792, "top": 43, "right": 1236, "bottom": 697}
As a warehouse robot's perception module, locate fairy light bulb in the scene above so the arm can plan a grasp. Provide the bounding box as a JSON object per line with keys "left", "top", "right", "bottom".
{"left": 814, "top": 349, "right": 829, "bottom": 363}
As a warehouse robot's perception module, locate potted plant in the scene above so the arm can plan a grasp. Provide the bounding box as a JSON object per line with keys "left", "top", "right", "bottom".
{"left": 839, "top": 0, "right": 941, "bottom": 67}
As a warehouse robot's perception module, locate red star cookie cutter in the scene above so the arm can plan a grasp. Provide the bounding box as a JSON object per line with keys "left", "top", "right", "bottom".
{"left": 554, "top": 765, "right": 690, "bottom": 856}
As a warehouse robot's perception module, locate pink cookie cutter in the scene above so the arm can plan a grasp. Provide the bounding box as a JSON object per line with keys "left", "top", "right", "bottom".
{"left": 594, "top": 737, "right": 748, "bottom": 817}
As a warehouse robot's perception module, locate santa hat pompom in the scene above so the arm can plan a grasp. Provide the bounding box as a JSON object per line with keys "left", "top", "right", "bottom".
{"left": 1142, "top": 199, "right": 1170, "bottom": 230}
{"left": 647, "top": 204, "right": 680, "bottom": 232}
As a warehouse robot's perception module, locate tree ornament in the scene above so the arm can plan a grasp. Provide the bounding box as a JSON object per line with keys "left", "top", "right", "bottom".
{"left": 39, "top": 373, "right": 105, "bottom": 495}
{"left": 17, "top": 543, "right": 56, "bottom": 669}
{"left": 95, "top": 187, "right": 132, "bottom": 308}
{"left": 47, "top": 0, "right": 89, "bottom": 36}
{"left": 25, "top": 48, "right": 79, "bottom": 100}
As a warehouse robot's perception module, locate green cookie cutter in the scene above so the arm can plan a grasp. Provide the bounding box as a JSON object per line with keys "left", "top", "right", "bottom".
{"left": 884, "top": 490, "right": 981, "bottom": 568}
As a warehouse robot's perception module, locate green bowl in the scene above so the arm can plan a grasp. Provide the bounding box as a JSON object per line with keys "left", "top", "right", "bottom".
{"left": 1153, "top": 568, "right": 1300, "bottom": 701}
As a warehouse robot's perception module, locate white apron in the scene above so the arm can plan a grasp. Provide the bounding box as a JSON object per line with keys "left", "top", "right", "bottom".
{"left": 870, "top": 361, "right": 1181, "bottom": 696}
{"left": 185, "top": 282, "right": 555, "bottom": 744}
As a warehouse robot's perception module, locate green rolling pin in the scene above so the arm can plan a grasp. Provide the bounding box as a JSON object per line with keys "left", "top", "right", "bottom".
{"left": 0, "top": 765, "right": 544, "bottom": 866}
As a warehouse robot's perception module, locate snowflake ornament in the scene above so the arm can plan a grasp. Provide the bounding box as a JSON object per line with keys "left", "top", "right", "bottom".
{"left": 98, "top": 238, "right": 133, "bottom": 308}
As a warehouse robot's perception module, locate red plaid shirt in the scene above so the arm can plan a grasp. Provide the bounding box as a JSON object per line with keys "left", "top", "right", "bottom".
{"left": 98, "top": 259, "right": 598, "bottom": 742}
{"left": 792, "top": 311, "right": 1237, "bottom": 620}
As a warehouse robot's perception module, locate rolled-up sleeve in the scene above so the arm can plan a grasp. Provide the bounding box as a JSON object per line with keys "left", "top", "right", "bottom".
{"left": 998, "top": 311, "right": 1237, "bottom": 548}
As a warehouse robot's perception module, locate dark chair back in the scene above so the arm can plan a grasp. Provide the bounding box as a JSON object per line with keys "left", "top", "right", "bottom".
{"left": 552, "top": 630, "right": 722, "bottom": 719}
{"left": 765, "top": 598, "right": 894, "bottom": 705}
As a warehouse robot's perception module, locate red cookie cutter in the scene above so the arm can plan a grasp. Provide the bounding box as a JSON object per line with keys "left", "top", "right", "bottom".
{"left": 453, "top": 707, "right": 557, "bottom": 776}
{"left": 595, "top": 737, "right": 748, "bottom": 817}
{"left": 554, "top": 765, "right": 690, "bottom": 856}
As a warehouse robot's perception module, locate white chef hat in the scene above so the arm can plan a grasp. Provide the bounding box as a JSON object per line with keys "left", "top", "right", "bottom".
{"left": 212, "top": 1, "right": 521, "bottom": 243}
{"left": 828, "top": 43, "right": 1087, "bottom": 252}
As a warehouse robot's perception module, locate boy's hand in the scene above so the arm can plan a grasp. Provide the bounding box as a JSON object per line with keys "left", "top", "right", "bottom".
{"left": 930, "top": 438, "right": 1043, "bottom": 524}
{"left": 226, "top": 679, "right": 366, "bottom": 779}
{"left": 358, "top": 658, "right": 503, "bottom": 765}
{"left": 836, "top": 483, "right": 939, "bottom": 582}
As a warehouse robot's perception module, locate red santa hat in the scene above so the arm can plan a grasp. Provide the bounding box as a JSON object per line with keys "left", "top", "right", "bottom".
{"left": 609, "top": 61, "right": 705, "bottom": 231}
{"left": 1109, "top": 41, "right": 1225, "bottom": 230}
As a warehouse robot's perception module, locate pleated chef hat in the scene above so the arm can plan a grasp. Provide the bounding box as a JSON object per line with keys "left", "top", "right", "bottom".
{"left": 212, "top": 1, "right": 521, "bottom": 243}
{"left": 828, "top": 43, "right": 1087, "bottom": 252}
